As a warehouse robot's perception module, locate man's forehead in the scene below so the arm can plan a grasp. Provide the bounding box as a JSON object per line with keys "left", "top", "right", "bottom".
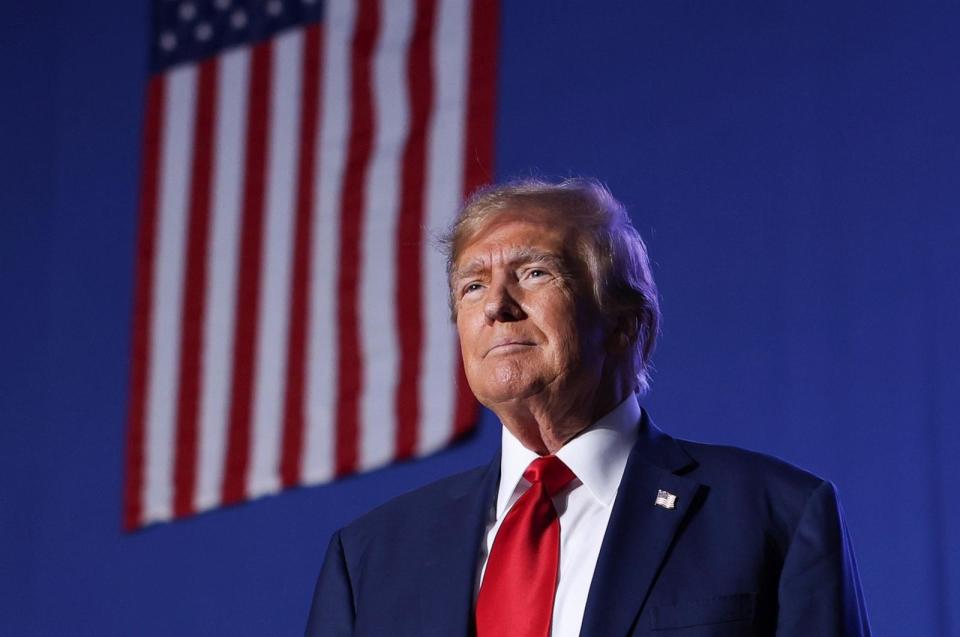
{"left": 456, "top": 214, "right": 573, "bottom": 262}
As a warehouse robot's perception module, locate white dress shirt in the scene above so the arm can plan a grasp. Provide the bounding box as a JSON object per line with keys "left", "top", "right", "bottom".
{"left": 476, "top": 394, "right": 641, "bottom": 636}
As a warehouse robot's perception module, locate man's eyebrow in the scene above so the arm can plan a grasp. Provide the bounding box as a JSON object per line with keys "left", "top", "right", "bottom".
{"left": 509, "top": 248, "right": 566, "bottom": 269}
{"left": 452, "top": 258, "right": 486, "bottom": 280}
{"left": 453, "top": 249, "right": 567, "bottom": 280}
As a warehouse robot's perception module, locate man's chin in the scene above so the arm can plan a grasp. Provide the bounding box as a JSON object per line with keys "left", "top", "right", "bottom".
{"left": 474, "top": 383, "right": 547, "bottom": 410}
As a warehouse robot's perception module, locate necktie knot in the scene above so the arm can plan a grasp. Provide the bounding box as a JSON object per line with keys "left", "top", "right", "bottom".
{"left": 524, "top": 455, "right": 576, "bottom": 498}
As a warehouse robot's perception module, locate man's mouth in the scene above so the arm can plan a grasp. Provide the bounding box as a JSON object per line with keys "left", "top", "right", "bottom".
{"left": 485, "top": 340, "right": 536, "bottom": 357}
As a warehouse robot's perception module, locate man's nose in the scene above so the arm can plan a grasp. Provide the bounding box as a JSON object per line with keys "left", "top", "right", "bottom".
{"left": 483, "top": 280, "right": 524, "bottom": 323}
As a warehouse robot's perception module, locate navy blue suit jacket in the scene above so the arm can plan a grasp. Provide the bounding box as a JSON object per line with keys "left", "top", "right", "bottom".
{"left": 306, "top": 412, "right": 870, "bottom": 635}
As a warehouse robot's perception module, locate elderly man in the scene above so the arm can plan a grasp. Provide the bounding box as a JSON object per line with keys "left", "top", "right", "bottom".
{"left": 306, "top": 179, "right": 870, "bottom": 636}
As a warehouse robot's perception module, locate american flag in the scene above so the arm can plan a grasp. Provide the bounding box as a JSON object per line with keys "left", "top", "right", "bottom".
{"left": 123, "top": 0, "right": 497, "bottom": 530}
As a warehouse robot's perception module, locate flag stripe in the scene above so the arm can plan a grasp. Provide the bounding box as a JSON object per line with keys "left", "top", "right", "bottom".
{"left": 393, "top": 0, "right": 437, "bottom": 460}
{"left": 281, "top": 23, "right": 324, "bottom": 489}
{"left": 335, "top": 0, "right": 380, "bottom": 476}
{"left": 303, "top": 0, "right": 357, "bottom": 486}
{"left": 124, "top": 75, "right": 166, "bottom": 530}
{"left": 417, "top": 0, "right": 471, "bottom": 455}
{"left": 463, "top": 0, "right": 497, "bottom": 193}
{"left": 172, "top": 58, "right": 219, "bottom": 518}
{"left": 247, "top": 30, "right": 305, "bottom": 499}
{"left": 145, "top": 66, "right": 198, "bottom": 523}
{"left": 195, "top": 47, "right": 250, "bottom": 512}
{"left": 222, "top": 41, "right": 273, "bottom": 505}
{"left": 456, "top": 0, "right": 498, "bottom": 435}
{"left": 358, "top": 0, "right": 415, "bottom": 470}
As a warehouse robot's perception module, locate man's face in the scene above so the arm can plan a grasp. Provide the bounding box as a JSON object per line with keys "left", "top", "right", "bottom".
{"left": 452, "top": 213, "right": 607, "bottom": 410}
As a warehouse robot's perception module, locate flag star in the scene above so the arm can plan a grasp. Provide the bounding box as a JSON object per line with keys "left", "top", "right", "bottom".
{"left": 195, "top": 22, "right": 213, "bottom": 42}
{"left": 231, "top": 9, "right": 247, "bottom": 29}
{"left": 267, "top": 0, "right": 283, "bottom": 17}
{"left": 179, "top": 2, "right": 196, "bottom": 21}
{"left": 159, "top": 32, "right": 177, "bottom": 51}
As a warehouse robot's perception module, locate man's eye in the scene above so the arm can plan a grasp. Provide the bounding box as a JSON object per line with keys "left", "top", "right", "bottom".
{"left": 462, "top": 282, "right": 483, "bottom": 295}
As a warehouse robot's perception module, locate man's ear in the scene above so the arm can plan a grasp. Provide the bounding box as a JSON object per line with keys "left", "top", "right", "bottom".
{"left": 606, "top": 313, "right": 638, "bottom": 353}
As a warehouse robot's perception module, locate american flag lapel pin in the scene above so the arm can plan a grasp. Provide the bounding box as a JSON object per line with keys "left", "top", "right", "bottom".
{"left": 655, "top": 489, "right": 677, "bottom": 510}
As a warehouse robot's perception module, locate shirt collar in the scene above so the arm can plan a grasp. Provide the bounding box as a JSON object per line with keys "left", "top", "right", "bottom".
{"left": 497, "top": 393, "right": 641, "bottom": 517}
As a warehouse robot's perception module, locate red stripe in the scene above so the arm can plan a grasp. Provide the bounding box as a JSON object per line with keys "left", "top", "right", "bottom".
{"left": 222, "top": 42, "right": 273, "bottom": 505}
{"left": 172, "top": 59, "right": 219, "bottom": 518}
{"left": 394, "top": 0, "right": 437, "bottom": 460}
{"left": 281, "top": 25, "right": 324, "bottom": 488}
{"left": 462, "top": 0, "right": 498, "bottom": 194}
{"left": 456, "top": 0, "right": 499, "bottom": 437}
{"left": 335, "top": 0, "right": 380, "bottom": 476}
{"left": 124, "top": 76, "right": 166, "bottom": 531}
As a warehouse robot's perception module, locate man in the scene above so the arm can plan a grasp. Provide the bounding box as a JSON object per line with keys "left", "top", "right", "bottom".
{"left": 306, "top": 178, "right": 870, "bottom": 636}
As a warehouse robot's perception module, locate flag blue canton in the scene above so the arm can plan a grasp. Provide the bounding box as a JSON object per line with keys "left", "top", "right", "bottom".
{"left": 151, "top": 0, "right": 324, "bottom": 72}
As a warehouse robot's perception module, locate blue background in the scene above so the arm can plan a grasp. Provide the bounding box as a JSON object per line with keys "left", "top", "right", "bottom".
{"left": 3, "top": 1, "right": 959, "bottom": 635}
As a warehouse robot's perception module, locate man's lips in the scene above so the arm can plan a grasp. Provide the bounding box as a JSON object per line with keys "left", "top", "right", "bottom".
{"left": 484, "top": 339, "right": 536, "bottom": 357}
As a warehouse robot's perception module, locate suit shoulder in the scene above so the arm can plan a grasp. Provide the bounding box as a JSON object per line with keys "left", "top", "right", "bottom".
{"left": 670, "top": 439, "right": 841, "bottom": 555}
{"left": 339, "top": 463, "right": 491, "bottom": 542}
{"left": 676, "top": 438, "right": 826, "bottom": 500}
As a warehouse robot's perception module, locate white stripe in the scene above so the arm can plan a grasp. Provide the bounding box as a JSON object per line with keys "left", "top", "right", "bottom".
{"left": 358, "top": 0, "right": 415, "bottom": 470}
{"left": 194, "top": 48, "right": 250, "bottom": 512}
{"left": 247, "top": 30, "right": 304, "bottom": 498}
{"left": 418, "top": 0, "right": 472, "bottom": 454}
{"left": 303, "top": 0, "right": 355, "bottom": 484}
{"left": 143, "top": 66, "right": 197, "bottom": 524}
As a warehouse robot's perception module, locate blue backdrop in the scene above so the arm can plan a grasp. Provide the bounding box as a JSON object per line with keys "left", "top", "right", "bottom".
{"left": 3, "top": 2, "right": 959, "bottom": 635}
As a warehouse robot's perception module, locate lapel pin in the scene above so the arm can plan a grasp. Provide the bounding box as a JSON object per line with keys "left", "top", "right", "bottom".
{"left": 655, "top": 489, "right": 677, "bottom": 510}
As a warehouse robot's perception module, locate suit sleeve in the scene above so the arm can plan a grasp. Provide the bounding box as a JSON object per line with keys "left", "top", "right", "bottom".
{"left": 305, "top": 530, "right": 356, "bottom": 637}
{"left": 776, "top": 480, "right": 871, "bottom": 636}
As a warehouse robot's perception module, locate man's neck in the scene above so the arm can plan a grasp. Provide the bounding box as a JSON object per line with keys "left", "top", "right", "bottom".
{"left": 491, "top": 368, "right": 634, "bottom": 455}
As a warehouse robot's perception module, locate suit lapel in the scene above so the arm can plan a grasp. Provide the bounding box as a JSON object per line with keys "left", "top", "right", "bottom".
{"left": 579, "top": 413, "right": 702, "bottom": 637}
{"left": 417, "top": 455, "right": 500, "bottom": 636}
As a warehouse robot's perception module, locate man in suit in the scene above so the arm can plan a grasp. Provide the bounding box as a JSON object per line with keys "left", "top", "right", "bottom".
{"left": 306, "top": 178, "right": 870, "bottom": 636}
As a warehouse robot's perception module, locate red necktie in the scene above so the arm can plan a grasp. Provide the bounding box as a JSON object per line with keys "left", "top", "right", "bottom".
{"left": 476, "top": 455, "right": 577, "bottom": 637}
